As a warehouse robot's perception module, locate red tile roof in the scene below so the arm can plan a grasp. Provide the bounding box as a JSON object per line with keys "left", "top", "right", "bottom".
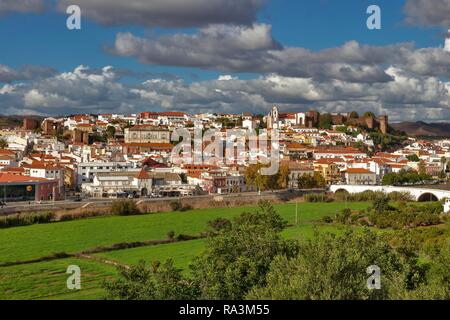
{"left": 0, "top": 173, "right": 53, "bottom": 183}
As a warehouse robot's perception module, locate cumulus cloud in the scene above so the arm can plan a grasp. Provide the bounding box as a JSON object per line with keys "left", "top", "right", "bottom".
{"left": 111, "top": 24, "right": 450, "bottom": 82}
{"left": 56, "top": 0, "right": 264, "bottom": 28}
{"left": 404, "top": 0, "right": 450, "bottom": 27}
{"left": 0, "top": 0, "right": 44, "bottom": 16}
{"left": 1, "top": 64, "right": 449, "bottom": 121}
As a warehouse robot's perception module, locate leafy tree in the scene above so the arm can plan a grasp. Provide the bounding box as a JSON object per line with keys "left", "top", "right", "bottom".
{"left": 407, "top": 154, "right": 420, "bottom": 162}
{"left": 207, "top": 218, "right": 232, "bottom": 233}
{"left": 318, "top": 113, "right": 332, "bottom": 129}
{"left": 247, "top": 229, "right": 428, "bottom": 300}
{"left": 0, "top": 138, "right": 8, "bottom": 149}
{"left": 297, "top": 173, "right": 326, "bottom": 189}
{"left": 372, "top": 194, "right": 394, "bottom": 214}
{"left": 244, "top": 163, "right": 268, "bottom": 192}
{"left": 363, "top": 112, "right": 376, "bottom": 118}
{"left": 104, "top": 259, "right": 199, "bottom": 300}
{"left": 348, "top": 111, "right": 359, "bottom": 119}
{"left": 418, "top": 161, "right": 427, "bottom": 177}
{"left": 382, "top": 169, "right": 432, "bottom": 186}
{"left": 106, "top": 126, "right": 116, "bottom": 139}
{"left": 190, "top": 201, "right": 298, "bottom": 299}
{"left": 277, "top": 164, "right": 290, "bottom": 189}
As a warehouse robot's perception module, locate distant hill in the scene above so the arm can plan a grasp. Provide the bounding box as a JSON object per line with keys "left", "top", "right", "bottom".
{"left": 391, "top": 121, "right": 450, "bottom": 137}
{"left": 0, "top": 115, "right": 44, "bottom": 129}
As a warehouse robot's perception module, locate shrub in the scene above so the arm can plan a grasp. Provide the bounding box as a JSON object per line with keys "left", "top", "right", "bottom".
{"left": 111, "top": 200, "right": 141, "bottom": 216}
{"left": 169, "top": 200, "right": 183, "bottom": 211}
{"left": 336, "top": 208, "right": 352, "bottom": 224}
{"left": 388, "top": 191, "right": 413, "bottom": 202}
{"left": 321, "top": 216, "right": 333, "bottom": 223}
{"left": 180, "top": 204, "right": 193, "bottom": 212}
{"left": 304, "top": 193, "right": 329, "bottom": 203}
{"left": 208, "top": 218, "right": 232, "bottom": 231}
{"left": 167, "top": 231, "right": 175, "bottom": 241}
{"left": 169, "top": 200, "right": 192, "bottom": 212}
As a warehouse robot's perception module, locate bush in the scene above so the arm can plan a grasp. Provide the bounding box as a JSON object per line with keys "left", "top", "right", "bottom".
{"left": 388, "top": 191, "right": 414, "bottom": 202}
{"left": 335, "top": 208, "right": 352, "bottom": 224}
{"left": 0, "top": 212, "right": 55, "bottom": 229}
{"left": 169, "top": 200, "right": 192, "bottom": 212}
{"left": 304, "top": 193, "right": 330, "bottom": 203}
{"left": 169, "top": 200, "right": 183, "bottom": 211}
{"left": 321, "top": 216, "right": 333, "bottom": 223}
{"left": 334, "top": 190, "right": 386, "bottom": 202}
{"left": 167, "top": 231, "right": 175, "bottom": 241}
{"left": 208, "top": 218, "right": 232, "bottom": 231}
{"left": 111, "top": 200, "right": 141, "bottom": 216}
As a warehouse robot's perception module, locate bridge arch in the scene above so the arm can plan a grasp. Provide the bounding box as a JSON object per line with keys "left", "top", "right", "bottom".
{"left": 334, "top": 188, "right": 350, "bottom": 194}
{"left": 417, "top": 192, "right": 439, "bottom": 202}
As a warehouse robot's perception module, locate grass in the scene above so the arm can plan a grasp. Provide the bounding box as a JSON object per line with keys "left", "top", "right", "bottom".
{"left": 0, "top": 201, "right": 370, "bottom": 299}
{"left": 0, "top": 257, "right": 116, "bottom": 300}
{"left": 0, "top": 202, "right": 368, "bottom": 263}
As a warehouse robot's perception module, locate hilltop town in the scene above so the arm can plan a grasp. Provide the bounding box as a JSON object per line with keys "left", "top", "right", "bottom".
{"left": 0, "top": 106, "right": 449, "bottom": 203}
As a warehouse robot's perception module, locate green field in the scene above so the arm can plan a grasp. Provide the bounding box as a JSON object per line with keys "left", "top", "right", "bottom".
{"left": 0, "top": 201, "right": 369, "bottom": 300}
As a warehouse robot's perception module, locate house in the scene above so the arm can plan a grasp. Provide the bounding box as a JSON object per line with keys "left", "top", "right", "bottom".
{"left": 124, "top": 125, "right": 171, "bottom": 144}
{"left": 343, "top": 168, "right": 377, "bottom": 185}
{"left": 22, "top": 161, "right": 65, "bottom": 194}
{"left": 82, "top": 169, "right": 183, "bottom": 198}
{"left": 77, "top": 161, "right": 135, "bottom": 186}
{"left": 0, "top": 172, "right": 61, "bottom": 202}
{"left": 286, "top": 162, "right": 315, "bottom": 188}
{"left": 313, "top": 158, "right": 342, "bottom": 185}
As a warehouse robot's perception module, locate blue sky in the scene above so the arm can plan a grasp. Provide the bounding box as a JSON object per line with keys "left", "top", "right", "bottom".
{"left": 0, "top": 0, "right": 449, "bottom": 121}
{"left": 0, "top": 0, "right": 444, "bottom": 78}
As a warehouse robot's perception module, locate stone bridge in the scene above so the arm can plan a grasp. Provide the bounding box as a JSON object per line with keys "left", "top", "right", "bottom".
{"left": 329, "top": 185, "right": 450, "bottom": 202}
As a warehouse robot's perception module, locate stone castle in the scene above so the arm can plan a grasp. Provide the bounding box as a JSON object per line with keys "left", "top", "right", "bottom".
{"left": 266, "top": 106, "right": 388, "bottom": 134}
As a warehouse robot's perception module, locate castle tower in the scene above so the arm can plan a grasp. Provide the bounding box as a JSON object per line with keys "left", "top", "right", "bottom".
{"left": 267, "top": 105, "right": 279, "bottom": 129}
{"left": 379, "top": 115, "right": 388, "bottom": 134}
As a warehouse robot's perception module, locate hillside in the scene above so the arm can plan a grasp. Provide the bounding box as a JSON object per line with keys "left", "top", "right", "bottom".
{"left": 391, "top": 121, "right": 450, "bottom": 137}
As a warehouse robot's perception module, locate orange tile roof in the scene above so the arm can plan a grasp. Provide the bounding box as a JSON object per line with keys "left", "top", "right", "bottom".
{"left": 0, "top": 173, "right": 53, "bottom": 183}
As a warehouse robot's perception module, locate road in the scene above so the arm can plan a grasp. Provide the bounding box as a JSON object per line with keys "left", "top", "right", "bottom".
{"left": 0, "top": 189, "right": 325, "bottom": 214}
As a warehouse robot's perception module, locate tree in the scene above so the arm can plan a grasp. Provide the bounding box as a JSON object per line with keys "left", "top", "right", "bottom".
{"left": 363, "top": 111, "right": 375, "bottom": 118}
{"left": 318, "top": 113, "right": 332, "bottom": 129}
{"left": 0, "top": 138, "right": 8, "bottom": 149}
{"left": 244, "top": 164, "right": 268, "bottom": 192}
{"left": 104, "top": 259, "right": 199, "bottom": 300}
{"left": 247, "top": 229, "right": 427, "bottom": 300}
{"left": 106, "top": 126, "right": 116, "bottom": 139}
{"left": 297, "top": 173, "right": 326, "bottom": 189}
{"left": 407, "top": 154, "right": 420, "bottom": 162}
{"left": 348, "top": 111, "right": 359, "bottom": 119}
{"left": 277, "top": 164, "right": 290, "bottom": 189}
{"left": 437, "top": 170, "right": 447, "bottom": 180}
{"left": 372, "top": 194, "right": 393, "bottom": 214}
